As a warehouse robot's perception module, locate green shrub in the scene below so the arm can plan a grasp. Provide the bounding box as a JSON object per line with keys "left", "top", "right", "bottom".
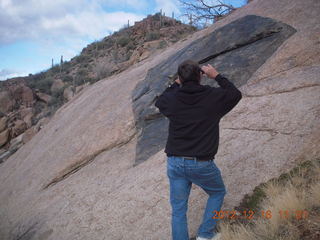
{"left": 51, "top": 64, "right": 61, "bottom": 73}
{"left": 77, "top": 68, "right": 89, "bottom": 76}
{"left": 146, "top": 31, "right": 160, "bottom": 41}
{"left": 61, "top": 61, "right": 71, "bottom": 70}
{"left": 87, "top": 77, "right": 98, "bottom": 84}
{"left": 126, "top": 41, "right": 136, "bottom": 51}
{"left": 26, "top": 72, "right": 47, "bottom": 89}
{"left": 153, "top": 12, "right": 161, "bottom": 21}
{"left": 51, "top": 86, "right": 65, "bottom": 99}
{"left": 163, "top": 21, "right": 173, "bottom": 27}
{"left": 103, "top": 38, "right": 115, "bottom": 49}
{"left": 37, "top": 77, "right": 54, "bottom": 94}
{"left": 33, "top": 101, "right": 45, "bottom": 115}
{"left": 81, "top": 63, "right": 89, "bottom": 68}
{"left": 125, "top": 51, "right": 133, "bottom": 61}
{"left": 94, "top": 63, "right": 111, "bottom": 80}
{"left": 112, "top": 49, "right": 119, "bottom": 62}
{"left": 158, "top": 40, "right": 167, "bottom": 49}
{"left": 75, "top": 54, "right": 89, "bottom": 63}
{"left": 117, "top": 36, "right": 131, "bottom": 47}
{"left": 62, "top": 75, "right": 73, "bottom": 82}
{"left": 48, "top": 96, "right": 63, "bottom": 107}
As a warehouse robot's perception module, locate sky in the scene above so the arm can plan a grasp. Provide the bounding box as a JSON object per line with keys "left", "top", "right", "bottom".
{"left": 0, "top": 0, "right": 246, "bottom": 80}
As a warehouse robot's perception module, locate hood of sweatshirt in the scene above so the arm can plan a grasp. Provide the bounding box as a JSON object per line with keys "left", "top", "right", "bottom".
{"left": 176, "top": 81, "right": 211, "bottom": 105}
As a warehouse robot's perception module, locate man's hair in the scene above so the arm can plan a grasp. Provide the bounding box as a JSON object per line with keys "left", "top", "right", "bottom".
{"left": 177, "top": 59, "right": 203, "bottom": 84}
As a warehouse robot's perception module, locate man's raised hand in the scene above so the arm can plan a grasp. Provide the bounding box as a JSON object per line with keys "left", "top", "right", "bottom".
{"left": 201, "top": 64, "right": 219, "bottom": 79}
{"left": 175, "top": 77, "right": 181, "bottom": 85}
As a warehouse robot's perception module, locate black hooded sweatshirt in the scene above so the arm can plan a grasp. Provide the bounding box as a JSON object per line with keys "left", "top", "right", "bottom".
{"left": 154, "top": 73, "right": 242, "bottom": 160}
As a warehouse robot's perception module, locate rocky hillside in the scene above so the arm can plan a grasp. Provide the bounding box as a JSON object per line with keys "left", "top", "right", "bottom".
{"left": 0, "top": 13, "right": 197, "bottom": 163}
{"left": 0, "top": 0, "right": 319, "bottom": 239}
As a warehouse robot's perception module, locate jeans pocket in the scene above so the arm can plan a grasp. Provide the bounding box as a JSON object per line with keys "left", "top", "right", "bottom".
{"left": 167, "top": 159, "right": 178, "bottom": 178}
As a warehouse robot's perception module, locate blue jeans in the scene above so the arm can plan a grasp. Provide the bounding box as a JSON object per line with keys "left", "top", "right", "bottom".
{"left": 167, "top": 156, "right": 227, "bottom": 240}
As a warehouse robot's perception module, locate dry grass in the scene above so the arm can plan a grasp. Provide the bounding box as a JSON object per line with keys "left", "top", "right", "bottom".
{"left": 219, "top": 159, "right": 320, "bottom": 240}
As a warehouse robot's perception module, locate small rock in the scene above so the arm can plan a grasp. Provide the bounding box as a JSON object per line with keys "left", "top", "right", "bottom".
{"left": 0, "top": 116, "right": 8, "bottom": 132}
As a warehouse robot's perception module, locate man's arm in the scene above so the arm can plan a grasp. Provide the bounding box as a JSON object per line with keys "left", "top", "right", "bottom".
{"left": 154, "top": 80, "right": 180, "bottom": 117}
{"left": 214, "top": 73, "right": 242, "bottom": 117}
{"left": 201, "top": 64, "right": 242, "bottom": 117}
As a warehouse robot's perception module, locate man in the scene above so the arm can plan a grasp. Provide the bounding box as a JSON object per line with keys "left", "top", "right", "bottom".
{"left": 154, "top": 59, "right": 242, "bottom": 240}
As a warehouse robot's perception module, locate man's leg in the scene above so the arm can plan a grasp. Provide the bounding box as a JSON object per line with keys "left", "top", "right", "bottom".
{"left": 188, "top": 160, "right": 226, "bottom": 239}
{"left": 167, "top": 157, "right": 192, "bottom": 240}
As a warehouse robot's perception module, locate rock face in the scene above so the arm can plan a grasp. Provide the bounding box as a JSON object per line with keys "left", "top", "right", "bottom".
{"left": 132, "top": 14, "right": 296, "bottom": 165}
{"left": 0, "top": 91, "right": 15, "bottom": 113}
{"left": 63, "top": 86, "right": 74, "bottom": 101}
{"left": 35, "top": 91, "right": 52, "bottom": 104}
{"left": 0, "top": 0, "right": 319, "bottom": 239}
{"left": 50, "top": 79, "right": 65, "bottom": 93}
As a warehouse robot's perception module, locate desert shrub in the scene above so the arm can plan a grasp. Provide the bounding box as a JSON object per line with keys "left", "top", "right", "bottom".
{"left": 12, "top": 101, "right": 20, "bottom": 111}
{"left": 51, "top": 64, "right": 61, "bottom": 74}
{"left": 26, "top": 72, "right": 47, "bottom": 89}
{"left": 219, "top": 158, "right": 320, "bottom": 240}
{"left": 146, "top": 31, "right": 160, "bottom": 41}
{"left": 73, "top": 68, "right": 88, "bottom": 86}
{"left": 75, "top": 54, "right": 89, "bottom": 63}
{"left": 61, "top": 61, "right": 71, "bottom": 70}
{"left": 48, "top": 96, "right": 63, "bottom": 108}
{"left": 33, "top": 101, "right": 45, "bottom": 115}
{"left": 117, "top": 36, "right": 131, "bottom": 47}
{"left": 158, "top": 40, "right": 167, "bottom": 49}
{"left": 94, "top": 62, "right": 112, "bottom": 80}
{"left": 36, "top": 77, "right": 54, "bottom": 94}
{"left": 112, "top": 49, "right": 119, "bottom": 62}
{"left": 51, "top": 86, "right": 65, "bottom": 99}
{"left": 127, "top": 51, "right": 133, "bottom": 60}
{"left": 126, "top": 41, "right": 136, "bottom": 51}
{"left": 77, "top": 68, "right": 89, "bottom": 76}
{"left": 80, "top": 62, "right": 89, "bottom": 68}
{"left": 153, "top": 12, "right": 161, "bottom": 21}
{"left": 62, "top": 75, "right": 73, "bottom": 82}
{"left": 163, "top": 20, "right": 173, "bottom": 27}
{"left": 103, "top": 38, "right": 115, "bottom": 49}
{"left": 87, "top": 77, "right": 98, "bottom": 84}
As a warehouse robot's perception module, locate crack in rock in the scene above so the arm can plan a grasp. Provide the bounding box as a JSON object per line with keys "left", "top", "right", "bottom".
{"left": 244, "top": 84, "right": 320, "bottom": 97}
{"left": 223, "top": 127, "right": 294, "bottom": 136}
{"left": 198, "top": 28, "right": 281, "bottom": 64}
{"left": 42, "top": 131, "right": 137, "bottom": 190}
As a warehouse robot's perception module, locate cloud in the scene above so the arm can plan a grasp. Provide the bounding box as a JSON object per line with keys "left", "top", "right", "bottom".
{"left": 0, "top": 0, "right": 146, "bottom": 45}
{"left": 0, "top": 68, "right": 28, "bottom": 80}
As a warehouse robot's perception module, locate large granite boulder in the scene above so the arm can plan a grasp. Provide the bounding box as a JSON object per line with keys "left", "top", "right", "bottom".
{"left": 50, "top": 79, "right": 65, "bottom": 93}
{"left": 0, "top": 91, "right": 15, "bottom": 113}
{"left": 132, "top": 14, "right": 296, "bottom": 165}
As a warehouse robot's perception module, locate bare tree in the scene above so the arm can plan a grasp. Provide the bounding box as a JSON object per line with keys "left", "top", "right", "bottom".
{"left": 178, "top": 0, "right": 236, "bottom": 28}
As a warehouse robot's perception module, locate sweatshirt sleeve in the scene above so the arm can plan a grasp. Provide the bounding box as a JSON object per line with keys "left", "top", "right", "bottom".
{"left": 154, "top": 82, "right": 180, "bottom": 117}
{"left": 214, "top": 73, "right": 242, "bottom": 117}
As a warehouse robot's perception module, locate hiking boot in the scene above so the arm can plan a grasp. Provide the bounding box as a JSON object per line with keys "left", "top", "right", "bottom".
{"left": 196, "top": 233, "right": 221, "bottom": 240}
